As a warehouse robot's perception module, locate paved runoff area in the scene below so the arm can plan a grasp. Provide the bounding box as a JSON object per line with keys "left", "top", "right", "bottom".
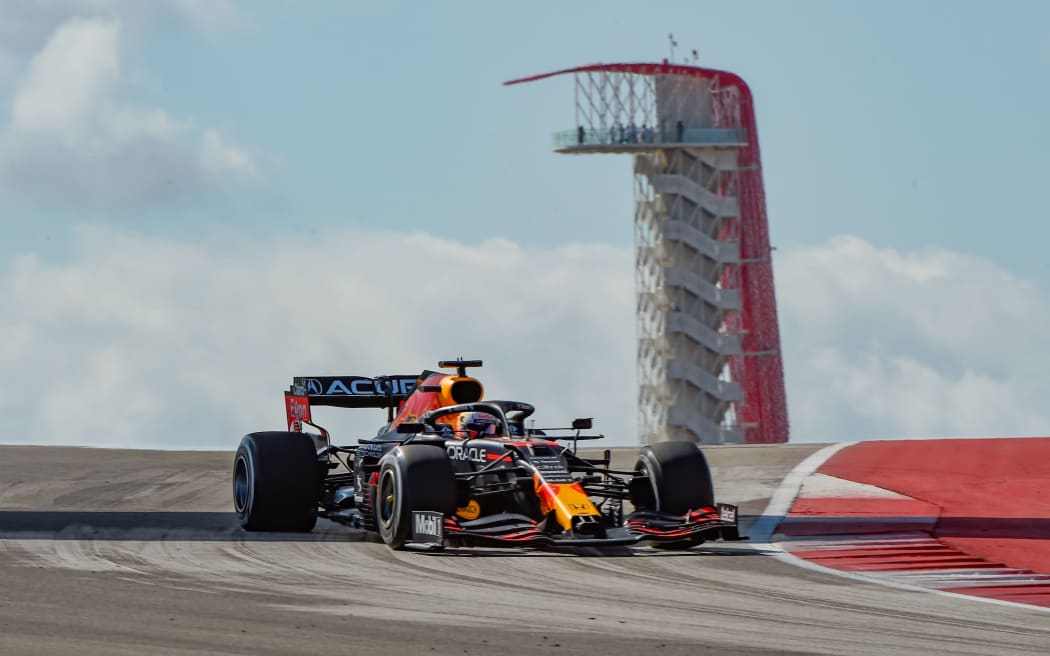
{"left": 777, "top": 438, "right": 1050, "bottom": 609}
{"left": 2, "top": 442, "right": 1050, "bottom": 655}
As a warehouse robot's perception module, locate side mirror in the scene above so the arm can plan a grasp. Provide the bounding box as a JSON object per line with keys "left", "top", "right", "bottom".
{"left": 396, "top": 422, "right": 426, "bottom": 434}
{"left": 571, "top": 418, "right": 593, "bottom": 431}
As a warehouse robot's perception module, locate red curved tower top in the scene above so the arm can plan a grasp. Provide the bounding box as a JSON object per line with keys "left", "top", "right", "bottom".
{"left": 507, "top": 62, "right": 788, "bottom": 444}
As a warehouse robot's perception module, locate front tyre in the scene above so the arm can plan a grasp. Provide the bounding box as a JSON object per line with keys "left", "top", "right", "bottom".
{"left": 375, "top": 445, "right": 456, "bottom": 549}
{"left": 233, "top": 431, "right": 320, "bottom": 532}
{"left": 632, "top": 441, "right": 715, "bottom": 550}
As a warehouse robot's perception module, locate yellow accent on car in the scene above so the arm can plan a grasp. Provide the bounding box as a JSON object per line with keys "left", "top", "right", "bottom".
{"left": 535, "top": 478, "right": 600, "bottom": 531}
{"left": 456, "top": 499, "right": 481, "bottom": 521}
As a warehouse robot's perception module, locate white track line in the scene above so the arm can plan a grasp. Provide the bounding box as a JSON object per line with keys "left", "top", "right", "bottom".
{"left": 748, "top": 442, "right": 850, "bottom": 543}
{"left": 870, "top": 570, "right": 1050, "bottom": 587}
{"left": 750, "top": 442, "right": 1050, "bottom": 614}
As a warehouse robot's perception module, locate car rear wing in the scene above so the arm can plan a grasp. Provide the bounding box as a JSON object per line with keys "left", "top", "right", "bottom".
{"left": 285, "top": 374, "right": 419, "bottom": 431}
{"left": 288, "top": 375, "right": 419, "bottom": 408}
{"left": 283, "top": 360, "right": 482, "bottom": 433}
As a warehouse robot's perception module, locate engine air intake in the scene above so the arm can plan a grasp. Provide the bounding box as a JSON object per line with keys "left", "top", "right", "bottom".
{"left": 445, "top": 377, "right": 483, "bottom": 404}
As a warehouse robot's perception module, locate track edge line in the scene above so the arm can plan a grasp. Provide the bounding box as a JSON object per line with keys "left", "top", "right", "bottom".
{"left": 747, "top": 441, "right": 1050, "bottom": 615}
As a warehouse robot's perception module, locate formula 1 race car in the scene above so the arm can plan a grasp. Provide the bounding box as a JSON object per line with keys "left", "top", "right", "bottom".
{"left": 232, "top": 359, "right": 743, "bottom": 550}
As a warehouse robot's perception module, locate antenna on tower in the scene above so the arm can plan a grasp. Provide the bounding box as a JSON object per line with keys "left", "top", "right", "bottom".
{"left": 691, "top": 48, "right": 699, "bottom": 64}
{"left": 668, "top": 33, "right": 677, "bottom": 62}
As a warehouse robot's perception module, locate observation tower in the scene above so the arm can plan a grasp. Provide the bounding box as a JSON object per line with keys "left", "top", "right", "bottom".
{"left": 506, "top": 62, "right": 788, "bottom": 445}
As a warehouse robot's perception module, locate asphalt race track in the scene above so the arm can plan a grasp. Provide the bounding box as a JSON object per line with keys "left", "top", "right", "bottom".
{"left": 1, "top": 444, "right": 1049, "bottom": 655}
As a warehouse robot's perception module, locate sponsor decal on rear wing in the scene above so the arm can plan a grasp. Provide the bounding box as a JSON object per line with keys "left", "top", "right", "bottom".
{"left": 288, "top": 375, "right": 419, "bottom": 409}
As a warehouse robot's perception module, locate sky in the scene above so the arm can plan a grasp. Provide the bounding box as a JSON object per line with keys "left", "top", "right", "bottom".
{"left": 1, "top": 0, "right": 1048, "bottom": 448}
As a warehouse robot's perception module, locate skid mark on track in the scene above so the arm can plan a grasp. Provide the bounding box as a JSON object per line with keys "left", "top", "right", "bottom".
{"left": 4, "top": 445, "right": 1050, "bottom": 656}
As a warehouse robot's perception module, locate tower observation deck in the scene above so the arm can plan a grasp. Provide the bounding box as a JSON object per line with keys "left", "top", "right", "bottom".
{"left": 506, "top": 62, "right": 788, "bottom": 445}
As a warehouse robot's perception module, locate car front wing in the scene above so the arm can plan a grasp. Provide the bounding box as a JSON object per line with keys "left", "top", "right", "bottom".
{"left": 409, "top": 504, "right": 744, "bottom": 549}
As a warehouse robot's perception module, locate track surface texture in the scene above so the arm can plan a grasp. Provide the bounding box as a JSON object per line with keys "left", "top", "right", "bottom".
{"left": 2, "top": 444, "right": 1050, "bottom": 655}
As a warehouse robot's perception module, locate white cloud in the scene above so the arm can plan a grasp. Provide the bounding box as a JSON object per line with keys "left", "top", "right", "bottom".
{"left": 0, "top": 12, "right": 256, "bottom": 208}
{"left": 11, "top": 18, "right": 120, "bottom": 137}
{"left": 5, "top": 229, "right": 1044, "bottom": 449}
{"left": 0, "top": 228, "right": 636, "bottom": 449}
{"left": 0, "top": 1, "right": 242, "bottom": 54}
{"left": 200, "top": 129, "right": 256, "bottom": 176}
{"left": 776, "top": 235, "right": 1050, "bottom": 441}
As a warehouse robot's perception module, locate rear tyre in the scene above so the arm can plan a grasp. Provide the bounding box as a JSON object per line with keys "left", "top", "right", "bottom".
{"left": 632, "top": 441, "right": 715, "bottom": 550}
{"left": 233, "top": 431, "right": 321, "bottom": 532}
{"left": 375, "top": 445, "right": 456, "bottom": 549}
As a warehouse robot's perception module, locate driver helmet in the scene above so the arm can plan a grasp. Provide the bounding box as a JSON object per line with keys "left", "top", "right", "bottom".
{"left": 456, "top": 411, "right": 499, "bottom": 438}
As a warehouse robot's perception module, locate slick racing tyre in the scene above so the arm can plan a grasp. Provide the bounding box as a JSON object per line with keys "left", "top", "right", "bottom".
{"left": 375, "top": 445, "right": 457, "bottom": 549}
{"left": 633, "top": 441, "right": 715, "bottom": 550}
{"left": 233, "top": 432, "right": 321, "bottom": 532}
{"left": 633, "top": 441, "right": 715, "bottom": 514}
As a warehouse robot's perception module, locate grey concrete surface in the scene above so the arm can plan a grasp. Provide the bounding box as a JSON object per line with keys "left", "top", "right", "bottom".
{"left": 1, "top": 444, "right": 1048, "bottom": 655}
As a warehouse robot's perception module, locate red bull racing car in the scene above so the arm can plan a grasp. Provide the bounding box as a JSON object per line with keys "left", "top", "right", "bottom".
{"left": 232, "top": 359, "right": 743, "bottom": 550}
